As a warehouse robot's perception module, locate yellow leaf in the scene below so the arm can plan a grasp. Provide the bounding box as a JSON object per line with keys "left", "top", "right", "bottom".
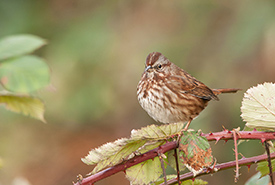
{"left": 0, "top": 94, "right": 45, "bottom": 122}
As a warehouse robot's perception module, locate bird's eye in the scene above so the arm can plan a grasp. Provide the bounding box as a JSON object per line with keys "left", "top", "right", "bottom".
{"left": 157, "top": 64, "right": 162, "bottom": 69}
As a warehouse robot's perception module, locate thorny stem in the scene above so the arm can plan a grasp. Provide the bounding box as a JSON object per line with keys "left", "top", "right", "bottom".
{"left": 73, "top": 130, "right": 275, "bottom": 185}
{"left": 264, "top": 141, "right": 274, "bottom": 185}
{"left": 174, "top": 149, "right": 181, "bottom": 185}
{"left": 158, "top": 152, "right": 168, "bottom": 185}
{"left": 233, "top": 130, "right": 239, "bottom": 182}
{"left": 163, "top": 152, "right": 275, "bottom": 185}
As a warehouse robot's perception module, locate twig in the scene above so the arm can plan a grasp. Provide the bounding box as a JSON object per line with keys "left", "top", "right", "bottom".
{"left": 163, "top": 152, "right": 275, "bottom": 185}
{"left": 264, "top": 141, "right": 274, "bottom": 185}
{"left": 174, "top": 149, "right": 181, "bottom": 185}
{"left": 158, "top": 152, "right": 167, "bottom": 185}
{"left": 233, "top": 130, "right": 240, "bottom": 182}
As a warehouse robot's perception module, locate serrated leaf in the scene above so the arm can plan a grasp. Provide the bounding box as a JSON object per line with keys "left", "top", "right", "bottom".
{"left": 256, "top": 159, "right": 275, "bottom": 178}
{"left": 179, "top": 131, "right": 213, "bottom": 176}
{"left": 131, "top": 122, "right": 184, "bottom": 140}
{"left": 0, "top": 55, "right": 50, "bottom": 93}
{"left": 82, "top": 138, "right": 147, "bottom": 174}
{"left": 152, "top": 175, "right": 177, "bottom": 185}
{"left": 241, "top": 82, "right": 275, "bottom": 130}
{"left": 83, "top": 123, "right": 185, "bottom": 175}
{"left": 245, "top": 172, "right": 269, "bottom": 185}
{"left": 0, "top": 94, "right": 45, "bottom": 122}
{"left": 0, "top": 34, "right": 46, "bottom": 61}
{"left": 136, "top": 140, "right": 165, "bottom": 155}
{"left": 126, "top": 156, "right": 164, "bottom": 185}
{"left": 167, "top": 149, "right": 186, "bottom": 172}
{"left": 153, "top": 176, "right": 208, "bottom": 185}
{"left": 181, "top": 179, "right": 208, "bottom": 185}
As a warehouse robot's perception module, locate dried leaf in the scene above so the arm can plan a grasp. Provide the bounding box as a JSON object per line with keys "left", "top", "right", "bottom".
{"left": 0, "top": 94, "right": 45, "bottom": 122}
{"left": 241, "top": 82, "right": 275, "bottom": 130}
{"left": 82, "top": 138, "right": 147, "bottom": 174}
{"left": 179, "top": 131, "right": 213, "bottom": 176}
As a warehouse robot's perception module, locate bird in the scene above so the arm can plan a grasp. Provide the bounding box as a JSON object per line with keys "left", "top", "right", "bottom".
{"left": 137, "top": 52, "right": 239, "bottom": 130}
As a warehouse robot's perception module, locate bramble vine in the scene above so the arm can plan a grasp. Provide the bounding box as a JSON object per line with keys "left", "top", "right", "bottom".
{"left": 73, "top": 130, "right": 275, "bottom": 185}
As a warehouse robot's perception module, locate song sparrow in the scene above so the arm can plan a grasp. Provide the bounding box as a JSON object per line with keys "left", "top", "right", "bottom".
{"left": 137, "top": 52, "right": 239, "bottom": 130}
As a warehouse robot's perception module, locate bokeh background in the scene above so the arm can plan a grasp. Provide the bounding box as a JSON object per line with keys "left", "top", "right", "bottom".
{"left": 1, "top": 0, "right": 275, "bottom": 185}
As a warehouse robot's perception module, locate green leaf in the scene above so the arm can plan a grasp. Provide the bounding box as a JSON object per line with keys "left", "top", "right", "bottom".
{"left": 167, "top": 149, "right": 186, "bottom": 172}
{"left": 256, "top": 159, "right": 275, "bottom": 178}
{"left": 0, "top": 34, "right": 46, "bottom": 61}
{"left": 131, "top": 122, "right": 184, "bottom": 140}
{"left": 153, "top": 175, "right": 208, "bottom": 185}
{"left": 153, "top": 175, "right": 178, "bottom": 185}
{"left": 0, "top": 94, "right": 45, "bottom": 122}
{"left": 126, "top": 156, "right": 164, "bottom": 185}
{"left": 245, "top": 172, "right": 269, "bottom": 185}
{"left": 241, "top": 82, "right": 275, "bottom": 130}
{"left": 0, "top": 55, "right": 50, "bottom": 93}
{"left": 181, "top": 179, "right": 208, "bottom": 185}
{"left": 179, "top": 131, "right": 213, "bottom": 176}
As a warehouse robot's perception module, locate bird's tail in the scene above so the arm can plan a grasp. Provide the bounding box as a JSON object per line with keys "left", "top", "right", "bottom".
{"left": 212, "top": 88, "right": 241, "bottom": 95}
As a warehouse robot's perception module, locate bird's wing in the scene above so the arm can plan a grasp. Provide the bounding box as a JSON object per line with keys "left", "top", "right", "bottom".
{"left": 165, "top": 75, "right": 219, "bottom": 100}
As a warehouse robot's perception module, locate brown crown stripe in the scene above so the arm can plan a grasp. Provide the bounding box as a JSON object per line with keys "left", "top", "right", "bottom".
{"left": 146, "top": 52, "right": 162, "bottom": 66}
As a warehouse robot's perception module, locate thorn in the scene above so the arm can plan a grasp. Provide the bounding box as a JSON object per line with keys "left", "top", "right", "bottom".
{"left": 224, "top": 139, "right": 228, "bottom": 144}
{"left": 227, "top": 130, "right": 232, "bottom": 134}
{"left": 239, "top": 153, "right": 246, "bottom": 159}
{"left": 260, "top": 138, "right": 266, "bottom": 143}
{"left": 123, "top": 170, "right": 126, "bottom": 174}
{"left": 222, "top": 126, "right": 227, "bottom": 131}
{"left": 209, "top": 132, "right": 213, "bottom": 136}
{"left": 247, "top": 164, "right": 251, "bottom": 172}
{"left": 214, "top": 137, "right": 222, "bottom": 144}
{"left": 248, "top": 132, "right": 251, "bottom": 135}
{"left": 192, "top": 178, "right": 195, "bottom": 182}
{"left": 253, "top": 128, "right": 257, "bottom": 131}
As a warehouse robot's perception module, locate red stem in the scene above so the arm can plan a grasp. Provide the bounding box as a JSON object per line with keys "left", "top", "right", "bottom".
{"left": 233, "top": 130, "right": 239, "bottom": 182}
{"left": 164, "top": 152, "right": 275, "bottom": 185}
{"left": 74, "top": 142, "right": 177, "bottom": 185}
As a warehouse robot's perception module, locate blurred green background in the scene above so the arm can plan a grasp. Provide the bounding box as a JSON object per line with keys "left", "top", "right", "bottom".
{"left": 0, "top": 0, "right": 275, "bottom": 184}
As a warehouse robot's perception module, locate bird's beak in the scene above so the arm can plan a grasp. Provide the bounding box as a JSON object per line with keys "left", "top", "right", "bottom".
{"left": 145, "top": 65, "right": 153, "bottom": 72}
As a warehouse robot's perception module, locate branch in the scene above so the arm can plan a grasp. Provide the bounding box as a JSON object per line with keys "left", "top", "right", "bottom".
{"left": 74, "top": 130, "right": 275, "bottom": 185}
{"left": 264, "top": 141, "right": 274, "bottom": 185}
{"left": 73, "top": 142, "right": 177, "bottom": 185}
{"left": 202, "top": 130, "right": 275, "bottom": 142}
{"left": 164, "top": 152, "right": 275, "bottom": 185}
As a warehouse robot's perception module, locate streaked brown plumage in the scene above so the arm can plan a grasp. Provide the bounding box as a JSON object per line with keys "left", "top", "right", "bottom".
{"left": 137, "top": 52, "right": 239, "bottom": 130}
